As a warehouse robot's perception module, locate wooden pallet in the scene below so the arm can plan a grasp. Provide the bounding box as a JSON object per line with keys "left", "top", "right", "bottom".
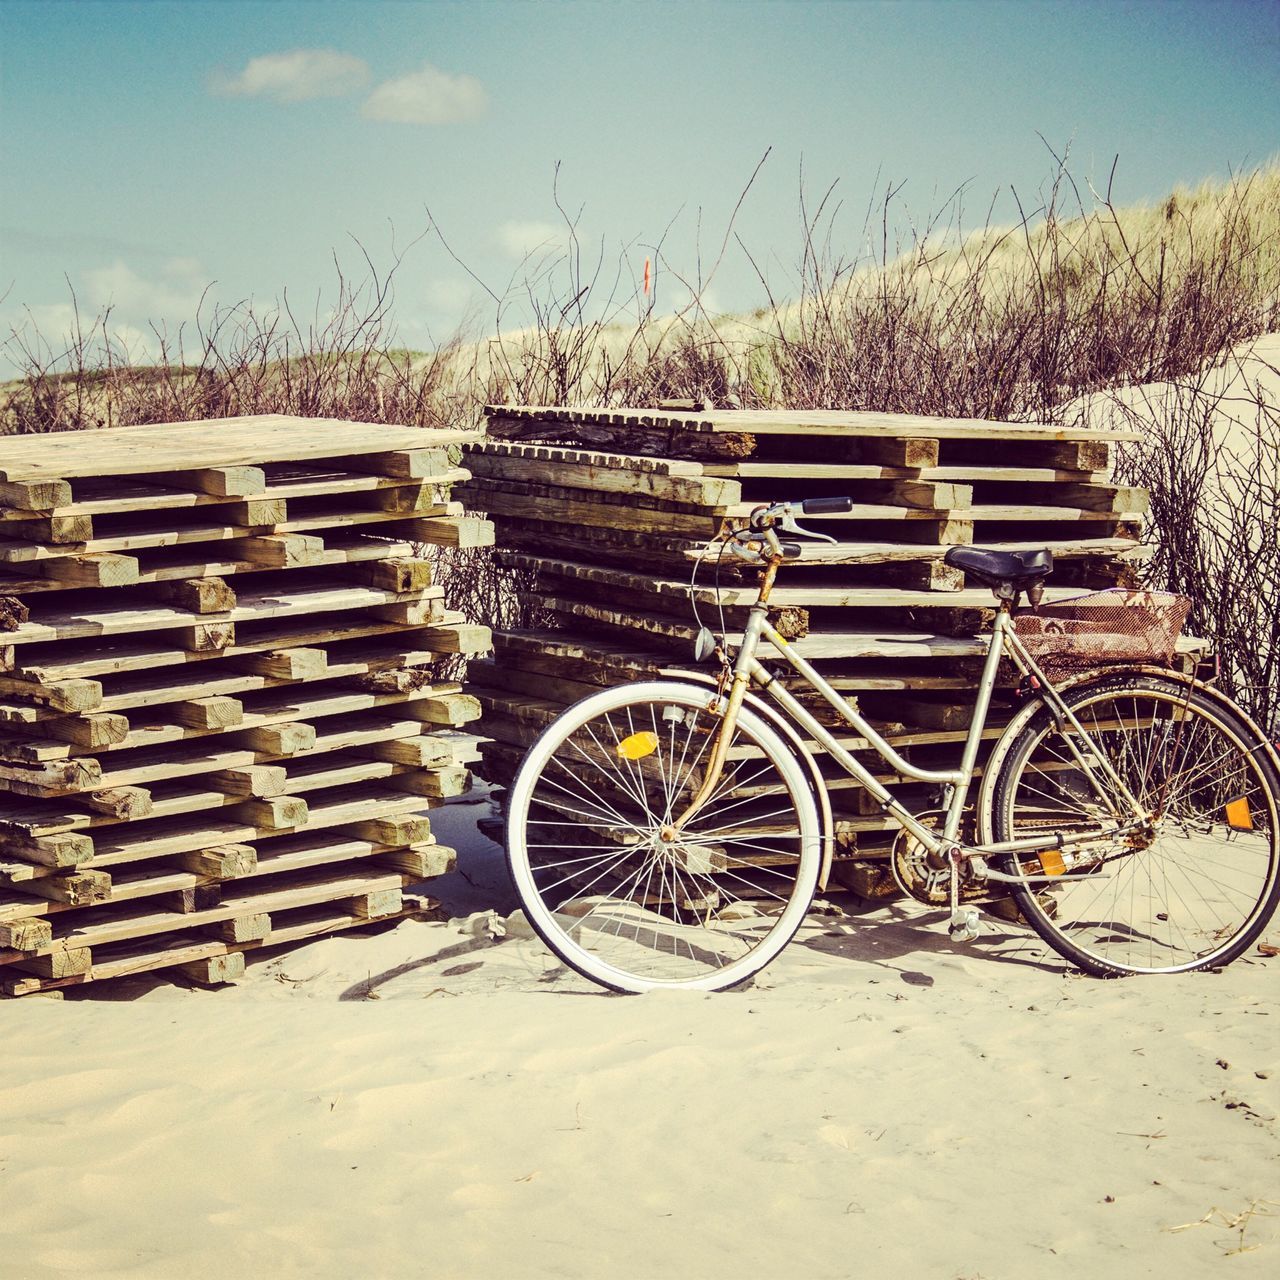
{"left": 460, "top": 404, "right": 1188, "bottom": 908}
{"left": 1, "top": 416, "right": 491, "bottom": 995}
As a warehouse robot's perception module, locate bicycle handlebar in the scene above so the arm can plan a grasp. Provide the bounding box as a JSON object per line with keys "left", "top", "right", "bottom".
{"left": 748, "top": 496, "right": 854, "bottom": 529}
{"left": 801, "top": 496, "right": 855, "bottom": 515}
{"left": 729, "top": 497, "right": 853, "bottom": 563}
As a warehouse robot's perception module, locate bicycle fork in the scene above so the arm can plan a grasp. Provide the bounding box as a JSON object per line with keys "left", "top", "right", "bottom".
{"left": 668, "top": 588, "right": 778, "bottom": 836}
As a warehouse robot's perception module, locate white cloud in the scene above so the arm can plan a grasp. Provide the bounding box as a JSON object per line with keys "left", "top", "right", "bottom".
{"left": 362, "top": 63, "right": 487, "bottom": 125}
{"left": 3, "top": 258, "right": 221, "bottom": 374}
{"left": 85, "top": 258, "right": 209, "bottom": 319}
{"left": 495, "top": 220, "right": 567, "bottom": 259}
{"left": 5, "top": 301, "right": 158, "bottom": 371}
{"left": 212, "top": 49, "right": 370, "bottom": 102}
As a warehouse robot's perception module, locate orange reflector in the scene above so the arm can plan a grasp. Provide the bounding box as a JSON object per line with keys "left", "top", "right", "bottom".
{"left": 1225, "top": 797, "right": 1253, "bottom": 831}
{"left": 1040, "top": 850, "right": 1067, "bottom": 876}
{"left": 617, "top": 731, "right": 660, "bottom": 761}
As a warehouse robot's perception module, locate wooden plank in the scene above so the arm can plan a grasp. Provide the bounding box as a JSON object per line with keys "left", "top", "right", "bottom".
{"left": 175, "top": 952, "right": 246, "bottom": 985}
{"left": 174, "top": 844, "right": 258, "bottom": 878}
{"left": 233, "top": 647, "right": 329, "bottom": 680}
{"left": 236, "top": 795, "right": 308, "bottom": 828}
{"left": 0, "top": 676, "right": 103, "bottom": 712}
{"left": 690, "top": 534, "right": 1144, "bottom": 566}
{"left": 19, "top": 870, "right": 111, "bottom": 904}
{"left": 485, "top": 404, "right": 1139, "bottom": 443}
{"left": 45, "top": 785, "right": 433, "bottom": 874}
{"left": 3, "top": 897, "right": 436, "bottom": 995}
{"left": 6, "top": 634, "right": 451, "bottom": 718}
{"left": 483, "top": 410, "right": 752, "bottom": 461}
{"left": 169, "top": 696, "right": 244, "bottom": 731}
{"left": 472, "top": 439, "right": 711, "bottom": 477}
{"left": 0, "top": 467, "right": 453, "bottom": 523}
{"left": 0, "top": 416, "right": 482, "bottom": 482}
{"left": 351, "top": 888, "right": 402, "bottom": 919}
{"left": 393, "top": 516, "right": 495, "bottom": 549}
{"left": 0, "top": 918, "right": 53, "bottom": 950}
{"left": 465, "top": 449, "right": 741, "bottom": 505}
{"left": 37, "top": 552, "right": 139, "bottom": 588}
{"left": 211, "top": 913, "right": 272, "bottom": 943}
{"left": 2, "top": 515, "right": 92, "bottom": 544}
{"left": 151, "top": 467, "right": 266, "bottom": 498}
{"left": 356, "top": 559, "right": 434, "bottom": 593}
{"left": 82, "top": 787, "right": 153, "bottom": 819}
{"left": 63, "top": 531, "right": 419, "bottom": 596}
{"left": 10, "top": 947, "right": 92, "bottom": 978}
{"left": 5, "top": 610, "right": 468, "bottom": 682}
{"left": 236, "top": 533, "right": 326, "bottom": 567}
{"left": 150, "top": 576, "right": 238, "bottom": 613}
{"left": 0, "top": 706, "right": 129, "bottom": 747}
{"left": 701, "top": 460, "right": 1112, "bottom": 484}
{"left": 0, "top": 494, "right": 465, "bottom": 564}
{"left": 0, "top": 478, "right": 74, "bottom": 512}
{"left": 1, "top": 582, "right": 443, "bottom": 647}
{"left": 0, "top": 833, "right": 432, "bottom": 934}
{"left": 338, "top": 449, "right": 460, "bottom": 480}
{"left": 3, "top": 678, "right": 444, "bottom": 770}
{"left": 208, "top": 765, "right": 288, "bottom": 797}
{"left": 2, "top": 864, "right": 417, "bottom": 970}
{"left": 467, "top": 485, "right": 720, "bottom": 536}
{"left": 0, "top": 831, "right": 94, "bottom": 868}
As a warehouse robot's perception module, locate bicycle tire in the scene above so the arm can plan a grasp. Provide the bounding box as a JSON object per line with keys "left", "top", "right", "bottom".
{"left": 505, "top": 680, "right": 823, "bottom": 992}
{"left": 990, "top": 672, "right": 1280, "bottom": 975}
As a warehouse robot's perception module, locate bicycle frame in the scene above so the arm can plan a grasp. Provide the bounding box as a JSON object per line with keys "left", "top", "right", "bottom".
{"left": 677, "top": 590, "right": 1153, "bottom": 866}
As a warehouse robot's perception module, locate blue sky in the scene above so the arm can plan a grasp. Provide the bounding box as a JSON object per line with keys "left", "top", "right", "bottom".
{"left": 1, "top": 0, "right": 1277, "bottom": 371}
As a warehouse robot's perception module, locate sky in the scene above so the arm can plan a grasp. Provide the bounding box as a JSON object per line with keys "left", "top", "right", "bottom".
{"left": 1, "top": 0, "right": 1277, "bottom": 373}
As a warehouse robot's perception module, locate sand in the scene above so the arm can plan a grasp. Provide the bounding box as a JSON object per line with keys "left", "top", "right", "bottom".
{"left": 3, "top": 787, "right": 1277, "bottom": 1279}
{"left": 4, "top": 338, "right": 1279, "bottom": 1278}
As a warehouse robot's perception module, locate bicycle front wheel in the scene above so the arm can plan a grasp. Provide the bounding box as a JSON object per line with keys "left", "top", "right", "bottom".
{"left": 505, "top": 681, "right": 823, "bottom": 992}
{"left": 990, "top": 673, "right": 1280, "bottom": 975}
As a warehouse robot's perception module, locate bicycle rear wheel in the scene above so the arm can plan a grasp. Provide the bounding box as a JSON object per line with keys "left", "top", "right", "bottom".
{"left": 990, "top": 673, "right": 1280, "bottom": 975}
{"left": 505, "top": 681, "right": 822, "bottom": 992}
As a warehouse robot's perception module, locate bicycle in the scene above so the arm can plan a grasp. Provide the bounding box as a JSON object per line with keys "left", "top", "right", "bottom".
{"left": 504, "top": 496, "right": 1280, "bottom": 992}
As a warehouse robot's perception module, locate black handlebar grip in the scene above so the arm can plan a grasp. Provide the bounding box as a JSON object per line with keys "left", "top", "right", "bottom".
{"left": 779, "top": 541, "right": 803, "bottom": 559}
{"left": 801, "top": 496, "right": 855, "bottom": 515}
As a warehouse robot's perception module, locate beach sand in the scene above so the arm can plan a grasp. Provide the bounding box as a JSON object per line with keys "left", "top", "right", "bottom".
{"left": 4, "top": 336, "right": 1279, "bottom": 1278}
{"left": 3, "top": 788, "right": 1277, "bottom": 1279}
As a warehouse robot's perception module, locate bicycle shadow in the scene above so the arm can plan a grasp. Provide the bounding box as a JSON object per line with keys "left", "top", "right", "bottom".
{"left": 794, "top": 902, "right": 1066, "bottom": 979}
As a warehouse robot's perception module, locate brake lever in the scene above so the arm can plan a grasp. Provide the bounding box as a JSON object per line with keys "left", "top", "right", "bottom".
{"left": 779, "top": 510, "right": 837, "bottom": 544}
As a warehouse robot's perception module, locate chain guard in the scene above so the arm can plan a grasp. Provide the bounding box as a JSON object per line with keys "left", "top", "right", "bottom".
{"left": 889, "top": 812, "right": 987, "bottom": 905}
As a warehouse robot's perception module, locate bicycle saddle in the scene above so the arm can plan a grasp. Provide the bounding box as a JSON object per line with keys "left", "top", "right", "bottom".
{"left": 944, "top": 545, "right": 1054, "bottom": 589}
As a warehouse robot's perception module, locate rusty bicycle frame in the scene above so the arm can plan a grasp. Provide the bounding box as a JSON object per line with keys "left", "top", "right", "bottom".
{"left": 670, "top": 519, "right": 1154, "bottom": 914}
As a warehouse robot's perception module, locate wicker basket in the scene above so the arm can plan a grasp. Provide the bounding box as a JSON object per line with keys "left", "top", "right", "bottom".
{"left": 1013, "top": 589, "right": 1192, "bottom": 670}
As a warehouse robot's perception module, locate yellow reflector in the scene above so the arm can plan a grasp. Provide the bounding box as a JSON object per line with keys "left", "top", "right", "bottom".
{"left": 1225, "top": 797, "right": 1254, "bottom": 831}
{"left": 616, "top": 731, "right": 660, "bottom": 761}
{"left": 1040, "top": 850, "right": 1067, "bottom": 877}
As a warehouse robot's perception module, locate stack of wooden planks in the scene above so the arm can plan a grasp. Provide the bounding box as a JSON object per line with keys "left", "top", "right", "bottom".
{"left": 0, "top": 416, "right": 494, "bottom": 995}
{"left": 461, "top": 404, "right": 1164, "bottom": 897}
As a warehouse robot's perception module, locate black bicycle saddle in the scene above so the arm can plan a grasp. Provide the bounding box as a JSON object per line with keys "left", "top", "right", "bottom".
{"left": 944, "top": 546, "right": 1054, "bottom": 589}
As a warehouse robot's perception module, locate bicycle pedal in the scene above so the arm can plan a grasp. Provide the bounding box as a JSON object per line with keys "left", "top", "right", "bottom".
{"left": 948, "top": 906, "right": 982, "bottom": 942}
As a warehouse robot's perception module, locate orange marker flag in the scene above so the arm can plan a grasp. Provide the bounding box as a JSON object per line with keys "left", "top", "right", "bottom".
{"left": 643, "top": 257, "right": 651, "bottom": 295}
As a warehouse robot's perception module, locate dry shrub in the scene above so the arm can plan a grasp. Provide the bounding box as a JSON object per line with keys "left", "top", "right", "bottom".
{"left": 2, "top": 249, "right": 475, "bottom": 435}
{"left": 1107, "top": 344, "right": 1280, "bottom": 732}
{"left": 4, "top": 160, "right": 1279, "bottom": 693}
{"left": 758, "top": 161, "right": 1280, "bottom": 421}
